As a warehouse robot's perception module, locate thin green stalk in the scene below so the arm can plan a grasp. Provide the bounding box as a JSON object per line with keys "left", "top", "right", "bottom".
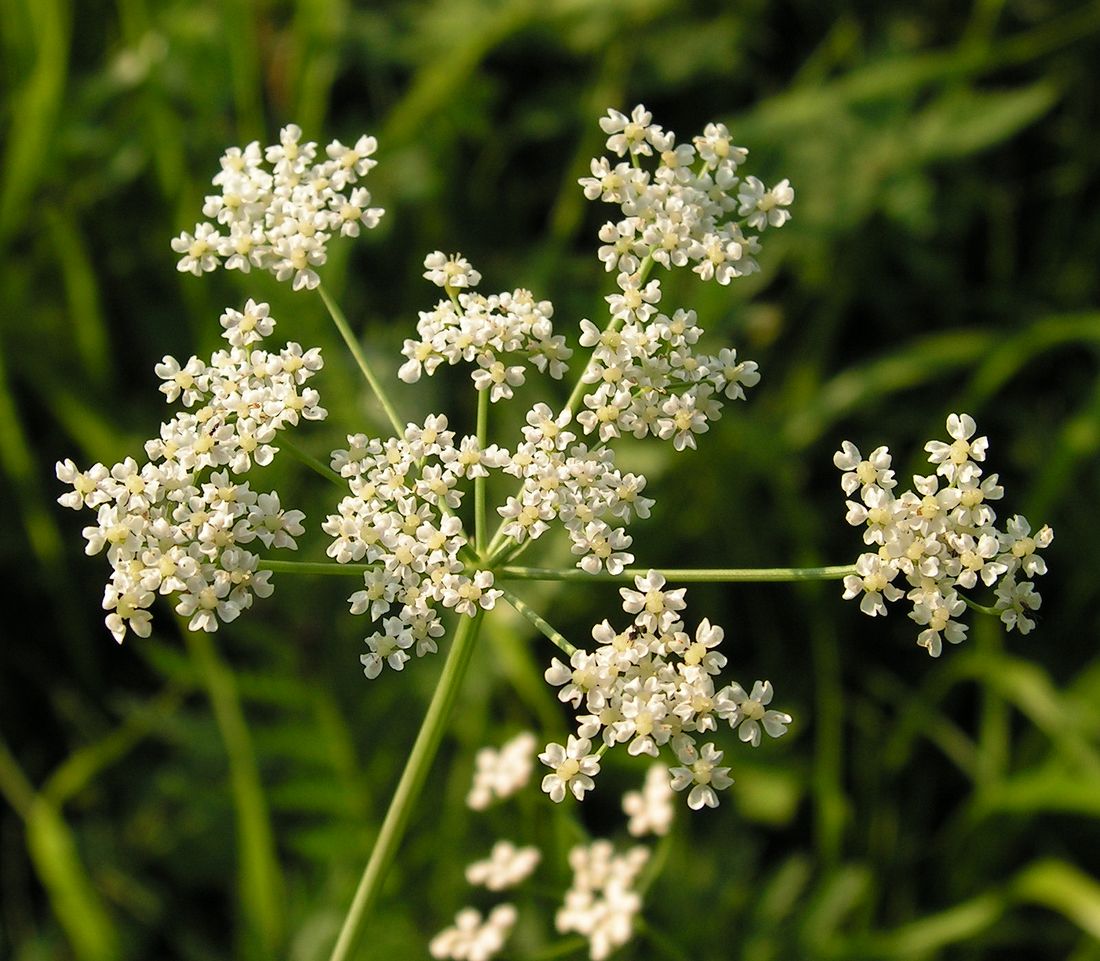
{"left": 318, "top": 284, "right": 405, "bottom": 437}
{"left": 328, "top": 611, "right": 484, "bottom": 961}
{"left": 260, "top": 559, "right": 372, "bottom": 576}
{"left": 962, "top": 595, "right": 1000, "bottom": 617}
{"left": 281, "top": 436, "right": 345, "bottom": 487}
{"left": 498, "top": 564, "right": 857, "bottom": 583}
{"left": 475, "top": 386, "right": 489, "bottom": 554}
{"left": 499, "top": 586, "right": 577, "bottom": 656}
{"left": 486, "top": 535, "right": 531, "bottom": 568}
{"left": 564, "top": 253, "right": 654, "bottom": 413}
{"left": 562, "top": 312, "right": 624, "bottom": 416}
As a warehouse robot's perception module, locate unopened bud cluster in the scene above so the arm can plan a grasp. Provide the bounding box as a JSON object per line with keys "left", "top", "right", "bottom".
{"left": 837, "top": 413, "right": 1053, "bottom": 654}
{"left": 57, "top": 303, "right": 321, "bottom": 640}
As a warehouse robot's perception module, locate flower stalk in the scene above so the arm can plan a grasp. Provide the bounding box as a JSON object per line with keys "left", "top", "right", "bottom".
{"left": 499, "top": 586, "right": 577, "bottom": 656}
{"left": 328, "top": 611, "right": 484, "bottom": 961}
{"left": 318, "top": 284, "right": 406, "bottom": 437}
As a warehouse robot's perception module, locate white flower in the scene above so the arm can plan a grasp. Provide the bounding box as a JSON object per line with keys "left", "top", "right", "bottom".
{"left": 599, "top": 104, "right": 658, "bottom": 157}
{"left": 669, "top": 741, "right": 733, "bottom": 810}
{"left": 924, "top": 413, "right": 988, "bottom": 484}
{"left": 360, "top": 622, "right": 413, "bottom": 679}
{"left": 423, "top": 250, "right": 481, "bottom": 290}
{"left": 539, "top": 736, "right": 601, "bottom": 802}
{"left": 173, "top": 125, "right": 384, "bottom": 287}
{"left": 721, "top": 681, "right": 791, "bottom": 746}
{"left": 219, "top": 298, "right": 274, "bottom": 346}
{"left": 909, "top": 590, "right": 967, "bottom": 657}
{"left": 839, "top": 415, "right": 1051, "bottom": 654}
{"left": 843, "top": 553, "right": 904, "bottom": 617}
{"left": 834, "top": 441, "right": 895, "bottom": 496}
{"left": 59, "top": 301, "right": 321, "bottom": 644}
{"left": 441, "top": 571, "right": 501, "bottom": 616}
{"left": 1001, "top": 515, "right": 1053, "bottom": 578}
{"left": 737, "top": 176, "right": 794, "bottom": 229}
{"left": 619, "top": 570, "right": 686, "bottom": 634}
{"left": 171, "top": 223, "right": 221, "bottom": 275}
{"left": 994, "top": 574, "right": 1043, "bottom": 635}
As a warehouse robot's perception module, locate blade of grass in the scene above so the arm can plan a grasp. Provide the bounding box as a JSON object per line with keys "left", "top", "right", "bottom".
{"left": 182, "top": 625, "right": 285, "bottom": 959}
{"left": 0, "top": 0, "right": 69, "bottom": 245}
{"left": 47, "top": 211, "right": 112, "bottom": 389}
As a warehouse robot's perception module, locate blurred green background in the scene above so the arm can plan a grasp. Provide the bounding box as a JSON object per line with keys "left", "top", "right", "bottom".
{"left": 2, "top": 0, "right": 1100, "bottom": 958}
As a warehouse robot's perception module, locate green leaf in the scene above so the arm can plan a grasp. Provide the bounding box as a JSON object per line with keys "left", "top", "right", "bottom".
{"left": 909, "top": 83, "right": 1060, "bottom": 163}
{"left": 1014, "top": 860, "right": 1100, "bottom": 939}
{"left": 25, "top": 799, "right": 119, "bottom": 961}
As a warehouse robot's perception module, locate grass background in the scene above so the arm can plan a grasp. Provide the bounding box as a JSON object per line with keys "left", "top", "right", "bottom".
{"left": 2, "top": 0, "right": 1099, "bottom": 958}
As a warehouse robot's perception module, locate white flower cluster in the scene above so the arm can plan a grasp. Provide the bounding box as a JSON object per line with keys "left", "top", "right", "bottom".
{"left": 465, "top": 840, "right": 541, "bottom": 892}
{"left": 556, "top": 841, "right": 650, "bottom": 961}
{"left": 446, "top": 731, "right": 671, "bottom": 960}
{"left": 432, "top": 737, "right": 543, "bottom": 961}
{"left": 577, "top": 308, "right": 760, "bottom": 451}
{"left": 399, "top": 252, "right": 573, "bottom": 400}
{"left": 325, "top": 408, "right": 650, "bottom": 672}
{"left": 498, "top": 404, "right": 651, "bottom": 575}
{"left": 466, "top": 731, "right": 538, "bottom": 810}
{"left": 323, "top": 415, "right": 502, "bottom": 678}
{"left": 582, "top": 105, "right": 792, "bottom": 281}
{"left": 57, "top": 303, "right": 318, "bottom": 641}
{"left": 172, "top": 124, "right": 383, "bottom": 290}
{"left": 621, "top": 763, "right": 674, "bottom": 837}
{"left": 836, "top": 413, "right": 1053, "bottom": 654}
{"left": 574, "top": 105, "right": 789, "bottom": 450}
{"left": 541, "top": 571, "right": 791, "bottom": 810}
{"left": 429, "top": 904, "right": 517, "bottom": 961}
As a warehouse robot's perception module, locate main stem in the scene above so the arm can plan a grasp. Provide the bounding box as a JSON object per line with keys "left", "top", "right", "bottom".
{"left": 328, "top": 611, "right": 484, "bottom": 961}
{"left": 318, "top": 284, "right": 406, "bottom": 438}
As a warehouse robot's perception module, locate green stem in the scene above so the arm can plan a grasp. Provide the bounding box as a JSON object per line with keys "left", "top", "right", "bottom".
{"left": 963, "top": 595, "right": 1001, "bottom": 617}
{"left": 318, "top": 284, "right": 405, "bottom": 437}
{"left": 260, "top": 559, "right": 372, "bottom": 576}
{"left": 328, "top": 612, "right": 484, "bottom": 961}
{"left": 281, "top": 436, "right": 345, "bottom": 487}
{"left": 563, "top": 313, "right": 623, "bottom": 416}
{"left": 489, "top": 536, "right": 531, "bottom": 568}
{"left": 475, "top": 386, "right": 489, "bottom": 555}
{"left": 564, "top": 254, "right": 654, "bottom": 413}
{"left": 498, "top": 564, "right": 857, "bottom": 583}
{"left": 260, "top": 554, "right": 485, "bottom": 575}
{"left": 499, "top": 586, "right": 577, "bottom": 656}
